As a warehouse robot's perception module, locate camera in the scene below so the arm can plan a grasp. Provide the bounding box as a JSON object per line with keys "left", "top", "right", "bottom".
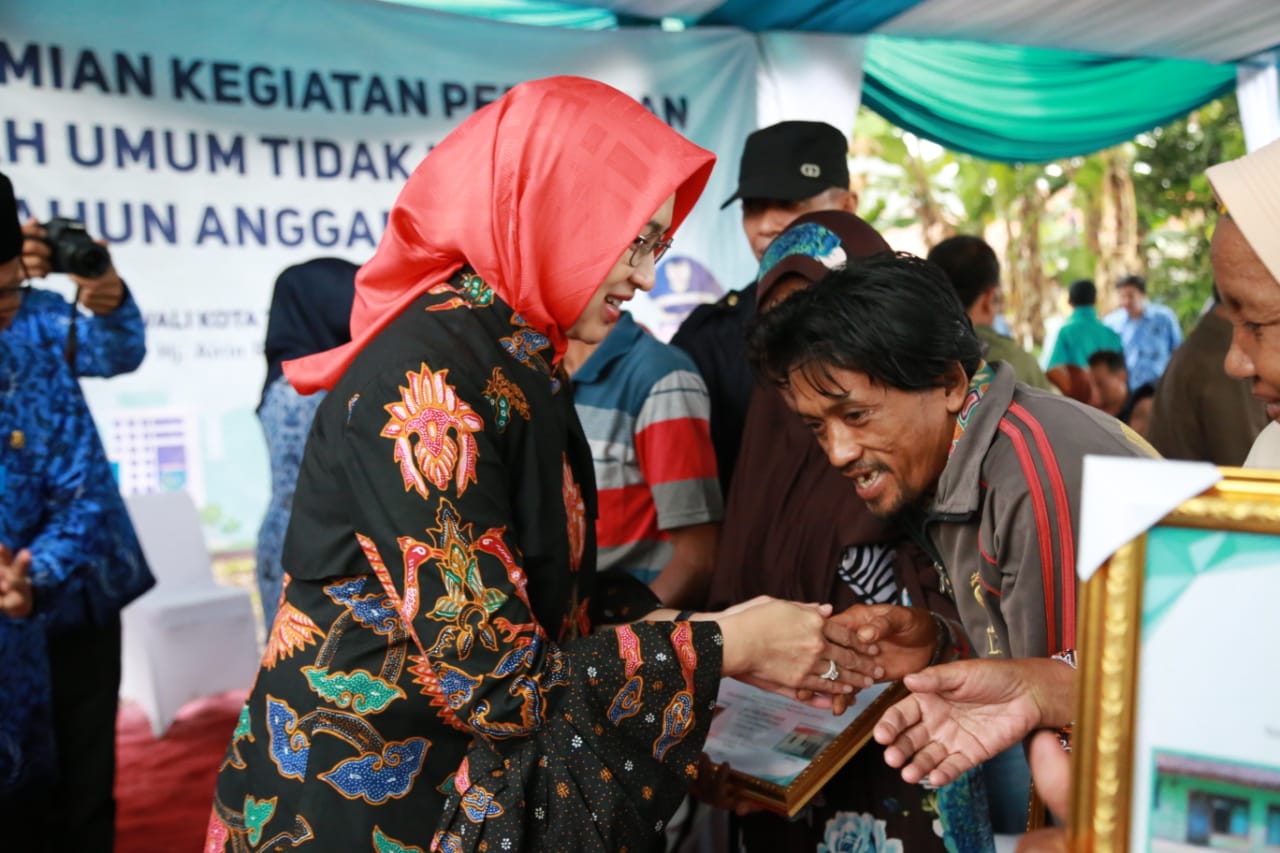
{"left": 42, "top": 217, "right": 111, "bottom": 279}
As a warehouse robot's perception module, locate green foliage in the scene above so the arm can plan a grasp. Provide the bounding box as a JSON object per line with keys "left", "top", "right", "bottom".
{"left": 1132, "top": 95, "right": 1245, "bottom": 328}
{"left": 853, "top": 94, "right": 1243, "bottom": 335}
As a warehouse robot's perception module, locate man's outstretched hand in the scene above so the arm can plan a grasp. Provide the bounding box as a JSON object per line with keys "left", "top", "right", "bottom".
{"left": 872, "top": 657, "right": 1076, "bottom": 786}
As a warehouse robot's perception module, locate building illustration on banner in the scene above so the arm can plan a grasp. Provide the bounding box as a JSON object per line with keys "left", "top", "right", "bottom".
{"left": 105, "top": 409, "right": 204, "bottom": 504}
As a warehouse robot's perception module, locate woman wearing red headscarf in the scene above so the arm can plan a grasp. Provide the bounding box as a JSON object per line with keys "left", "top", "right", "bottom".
{"left": 207, "top": 77, "right": 846, "bottom": 853}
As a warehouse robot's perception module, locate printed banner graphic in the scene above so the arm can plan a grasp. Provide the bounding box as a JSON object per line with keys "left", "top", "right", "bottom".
{"left": 1, "top": 0, "right": 759, "bottom": 553}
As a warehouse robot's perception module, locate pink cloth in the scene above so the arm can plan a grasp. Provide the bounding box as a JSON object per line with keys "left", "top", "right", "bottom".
{"left": 285, "top": 76, "right": 715, "bottom": 393}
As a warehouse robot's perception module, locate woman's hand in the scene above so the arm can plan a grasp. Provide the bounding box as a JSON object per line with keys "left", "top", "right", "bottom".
{"left": 716, "top": 596, "right": 856, "bottom": 697}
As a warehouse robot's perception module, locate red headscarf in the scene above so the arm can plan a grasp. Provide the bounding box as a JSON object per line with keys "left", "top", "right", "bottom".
{"left": 285, "top": 76, "right": 716, "bottom": 393}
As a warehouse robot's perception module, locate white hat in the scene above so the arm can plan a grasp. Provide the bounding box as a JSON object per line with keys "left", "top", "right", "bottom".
{"left": 1207, "top": 138, "right": 1280, "bottom": 285}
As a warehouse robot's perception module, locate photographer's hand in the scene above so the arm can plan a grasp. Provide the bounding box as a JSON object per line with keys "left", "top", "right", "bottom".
{"left": 20, "top": 217, "right": 52, "bottom": 278}
{"left": 21, "top": 218, "right": 124, "bottom": 314}
{"left": 74, "top": 253, "right": 125, "bottom": 315}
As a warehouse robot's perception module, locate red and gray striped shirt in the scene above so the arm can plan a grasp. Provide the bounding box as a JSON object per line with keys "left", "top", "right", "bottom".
{"left": 571, "top": 313, "right": 722, "bottom": 584}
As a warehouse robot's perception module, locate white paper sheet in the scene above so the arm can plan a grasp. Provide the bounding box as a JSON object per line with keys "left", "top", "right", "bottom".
{"left": 1076, "top": 456, "right": 1221, "bottom": 581}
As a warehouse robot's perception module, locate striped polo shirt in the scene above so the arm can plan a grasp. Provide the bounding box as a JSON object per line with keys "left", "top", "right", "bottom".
{"left": 572, "top": 313, "right": 722, "bottom": 584}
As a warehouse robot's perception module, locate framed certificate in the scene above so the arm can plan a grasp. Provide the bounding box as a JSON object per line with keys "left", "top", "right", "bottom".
{"left": 1072, "top": 464, "right": 1280, "bottom": 852}
{"left": 702, "top": 677, "right": 906, "bottom": 817}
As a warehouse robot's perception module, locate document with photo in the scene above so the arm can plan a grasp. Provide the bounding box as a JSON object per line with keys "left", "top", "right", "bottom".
{"left": 703, "top": 679, "right": 891, "bottom": 787}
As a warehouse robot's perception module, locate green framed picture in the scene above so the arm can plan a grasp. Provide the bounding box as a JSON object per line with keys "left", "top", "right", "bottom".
{"left": 1073, "top": 469, "right": 1280, "bottom": 852}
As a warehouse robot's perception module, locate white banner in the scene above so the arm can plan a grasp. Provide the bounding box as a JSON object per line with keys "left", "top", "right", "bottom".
{"left": 1238, "top": 51, "right": 1280, "bottom": 153}
{"left": 756, "top": 32, "right": 865, "bottom": 134}
{"left": 0, "top": 0, "right": 760, "bottom": 554}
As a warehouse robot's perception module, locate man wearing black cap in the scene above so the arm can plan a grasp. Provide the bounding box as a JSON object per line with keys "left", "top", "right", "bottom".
{"left": 0, "top": 171, "right": 145, "bottom": 379}
{"left": 1043, "top": 278, "right": 1124, "bottom": 371}
{"left": 671, "top": 121, "right": 858, "bottom": 495}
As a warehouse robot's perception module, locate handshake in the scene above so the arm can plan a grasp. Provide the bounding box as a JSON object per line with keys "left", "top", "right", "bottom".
{"left": 710, "top": 598, "right": 949, "bottom": 709}
{"left": 707, "top": 597, "right": 1077, "bottom": 826}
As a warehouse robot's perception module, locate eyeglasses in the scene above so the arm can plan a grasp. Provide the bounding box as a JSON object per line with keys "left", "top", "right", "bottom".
{"left": 628, "top": 232, "right": 673, "bottom": 267}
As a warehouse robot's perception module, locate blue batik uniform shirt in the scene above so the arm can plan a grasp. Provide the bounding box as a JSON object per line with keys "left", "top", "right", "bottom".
{"left": 0, "top": 334, "right": 154, "bottom": 796}
{"left": 10, "top": 286, "right": 146, "bottom": 377}
{"left": 1104, "top": 302, "right": 1183, "bottom": 390}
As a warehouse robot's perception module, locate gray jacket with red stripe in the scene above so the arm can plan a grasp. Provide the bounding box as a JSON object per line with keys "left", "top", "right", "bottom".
{"left": 917, "top": 362, "right": 1154, "bottom": 659}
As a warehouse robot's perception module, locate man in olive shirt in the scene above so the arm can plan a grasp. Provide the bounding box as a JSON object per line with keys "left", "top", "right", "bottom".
{"left": 928, "top": 235, "right": 1054, "bottom": 392}
{"left": 1149, "top": 296, "right": 1267, "bottom": 465}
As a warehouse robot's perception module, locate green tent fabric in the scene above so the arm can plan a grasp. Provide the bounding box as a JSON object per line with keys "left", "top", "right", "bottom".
{"left": 372, "top": 3, "right": 1244, "bottom": 162}
{"left": 862, "top": 36, "right": 1238, "bottom": 162}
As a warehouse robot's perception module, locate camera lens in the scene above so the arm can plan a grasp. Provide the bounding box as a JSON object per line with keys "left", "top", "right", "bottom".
{"left": 67, "top": 243, "right": 111, "bottom": 279}
{"left": 42, "top": 218, "right": 111, "bottom": 279}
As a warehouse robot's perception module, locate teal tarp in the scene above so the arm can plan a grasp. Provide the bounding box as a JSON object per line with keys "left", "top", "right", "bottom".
{"left": 863, "top": 37, "right": 1237, "bottom": 162}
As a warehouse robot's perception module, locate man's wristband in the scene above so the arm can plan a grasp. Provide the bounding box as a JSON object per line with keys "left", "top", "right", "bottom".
{"left": 927, "top": 612, "right": 956, "bottom": 666}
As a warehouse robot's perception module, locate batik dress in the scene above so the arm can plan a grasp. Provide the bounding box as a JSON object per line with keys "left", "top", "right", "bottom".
{"left": 209, "top": 269, "right": 723, "bottom": 853}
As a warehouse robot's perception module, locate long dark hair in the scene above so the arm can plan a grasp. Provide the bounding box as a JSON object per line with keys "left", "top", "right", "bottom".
{"left": 748, "top": 251, "right": 982, "bottom": 396}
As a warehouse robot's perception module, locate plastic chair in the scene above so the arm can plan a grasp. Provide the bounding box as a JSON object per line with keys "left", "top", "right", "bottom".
{"left": 119, "top": 490, "right": 260, "bottom": 737}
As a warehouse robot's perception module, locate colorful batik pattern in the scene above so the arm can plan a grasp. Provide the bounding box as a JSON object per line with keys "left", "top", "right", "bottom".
{"left": 209, "top": 269, "right": 723, "bottom": 852}
{"left": 0, "top": 335, "right": 153, "bottom": 796}
{"left": 480, "top": 368, "right": 529, "bottom": 432}
{"left": 950, "top": 361, "right": 996, "bottom": 458}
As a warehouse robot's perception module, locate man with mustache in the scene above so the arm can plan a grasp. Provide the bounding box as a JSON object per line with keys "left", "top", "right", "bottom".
{"left": 748, "top": 252, "right": 1154, "bottom": 690}
{"left": 860, "top": 132, "right": 1280, "bottom": 853}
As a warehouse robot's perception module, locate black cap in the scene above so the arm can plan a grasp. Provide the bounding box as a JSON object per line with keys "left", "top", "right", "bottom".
{"left": 0, "top": 172, "right": 21, "bottom": 265}
{"left": 721, "top": 121, "right": 850, "bottom": 210}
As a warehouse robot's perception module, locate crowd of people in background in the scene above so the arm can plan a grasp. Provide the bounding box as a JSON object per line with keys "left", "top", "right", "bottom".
{"left": 3, "top": 74, "right": 1280, "bottom": 853}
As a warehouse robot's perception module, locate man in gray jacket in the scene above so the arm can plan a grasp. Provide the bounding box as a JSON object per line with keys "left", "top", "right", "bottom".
{"left": 749, "top": 253, "right": 1154, "bottom": 677}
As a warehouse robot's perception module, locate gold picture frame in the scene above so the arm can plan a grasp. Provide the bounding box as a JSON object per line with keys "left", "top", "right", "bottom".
{"left": 703, "top": 679, "right": 907, "bottom": 817}
{"left": 1070, "top": 468, "right": 1280, "bottom": 851}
